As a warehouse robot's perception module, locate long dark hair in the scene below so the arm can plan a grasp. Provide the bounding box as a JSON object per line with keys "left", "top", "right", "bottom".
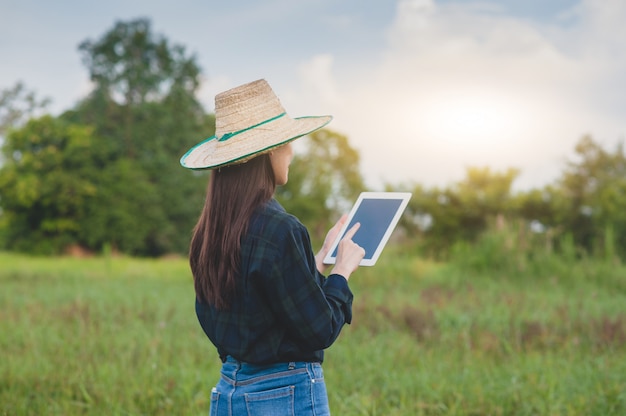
{"left": 190, "top": 154, "right": 276, "bottom": 309}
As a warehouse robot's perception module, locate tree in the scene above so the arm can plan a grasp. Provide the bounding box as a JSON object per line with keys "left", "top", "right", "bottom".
{"left": 0, "top": 114, "right": 179, "bottom": 255}
{"left": 0, "top": 82, "right": 50, "bottom": 139}
{"left": 558, "top": 135, "right": 626, "bottom": 259}
{"left": 77, "top": 159, "right": 166, "bottom": 255}
{"left": 0, "top": 116, "right": 98, "bottom": 253}
{"left": 71, "top": 18, "right": 211, "bottom": 255}
{"left": 78, "top": 18, "right": 200, "bottom": 107}
{"left": 401, "top": 167, "right": 519, "bottom": 258}
{"left": 276, "top": 128, "right": 365, "bottom": 240}
{"left": 0, "top": 83, "right": 51, "bottom": 250}
{"left": 76, "top": 17, "right": 204, "bottom": 160}
{"left": 0, "top": 19, "right": 212, "bottom": 255}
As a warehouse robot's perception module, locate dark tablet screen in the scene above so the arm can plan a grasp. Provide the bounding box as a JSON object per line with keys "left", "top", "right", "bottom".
{"left": 330, "top": 197, "right": 404, "bottom": 260}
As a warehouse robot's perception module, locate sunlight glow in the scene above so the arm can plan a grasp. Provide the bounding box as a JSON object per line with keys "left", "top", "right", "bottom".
{"left": 419, "top": 89, "right": 525, "bottom": 148}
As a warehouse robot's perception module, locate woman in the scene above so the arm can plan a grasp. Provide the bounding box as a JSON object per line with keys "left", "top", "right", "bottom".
{"left": 180, "top": 79, "right": 365, "bottom": 415}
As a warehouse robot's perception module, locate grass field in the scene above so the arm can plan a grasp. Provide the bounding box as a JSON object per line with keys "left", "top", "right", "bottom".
{"left": 1, "top": 250, "right": 625, "bottom": 415}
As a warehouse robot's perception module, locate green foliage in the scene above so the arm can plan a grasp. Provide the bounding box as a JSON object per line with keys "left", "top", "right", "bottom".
{"left": 0, "top": 116, "right": 99, "bottom": 253}
{"left": 449, "top": 219, "right": 578, "bottom": 280}
{"left": 78, "top": 17, "right": 200, "bottom": 106}
{"left": 0, "top": 113, "right": 204, "bottom": 255}
{"left": 73, "top": 18, "right": 210, "bottom": 255}
{"left": 558, "top": 135, "right": 626, "bottom": 259}
{"left": 78, "top": 159, "right": 165, "bottom": 254}
{"left": 2, "top": 253, "right": 625, "bottom": 415}
{"left": 70, "top": 18, "right": 211, "bottom": 255}
{"left": 396, "top": 167, "right": 519, "bottom": 258}
{"left": 448, "top": 216, "right": 626, "bottom": 304}
{"left": 390, "top": 136, "right": 626, "bottom": 263}
{"left": 0, "top": 18, "right": 212, "bottom": 255}
{"left": 0, "top": 82, "right": 50, "bottom": 138}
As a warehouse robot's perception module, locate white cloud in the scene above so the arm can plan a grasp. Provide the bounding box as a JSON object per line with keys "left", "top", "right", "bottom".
{"left": 290, "top": 0, "right": 626, "bottom": 190}
{"left": 297, "top": 54, "right": 341, "bottom": 108}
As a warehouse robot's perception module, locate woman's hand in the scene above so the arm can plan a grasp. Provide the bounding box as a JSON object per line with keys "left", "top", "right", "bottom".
{"left": 330, "top": 222, "right": 365, "bottom": 280}
{"left": 315, "top": 214, "right": 348, "bottom": 273}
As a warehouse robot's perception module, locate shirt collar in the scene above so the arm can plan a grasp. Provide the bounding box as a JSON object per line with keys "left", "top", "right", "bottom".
{"left": 266, "top": 198, "right": 285, "bottom": 213}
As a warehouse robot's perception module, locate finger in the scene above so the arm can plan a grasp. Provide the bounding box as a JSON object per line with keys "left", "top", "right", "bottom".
{"left": 342, "top": 222, "right": 361, "bottom": 241}
{"left": 335, "top": 214, "right": 348, "bottom": 228}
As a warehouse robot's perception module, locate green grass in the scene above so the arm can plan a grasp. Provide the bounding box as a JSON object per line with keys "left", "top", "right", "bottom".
{"left": 1, "top": 251, "right": 625, "bottom": 415}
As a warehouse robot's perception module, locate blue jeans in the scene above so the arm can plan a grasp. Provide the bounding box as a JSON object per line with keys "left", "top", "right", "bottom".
{"left": 209, "top": 356, "right": 331, "bottom": 415}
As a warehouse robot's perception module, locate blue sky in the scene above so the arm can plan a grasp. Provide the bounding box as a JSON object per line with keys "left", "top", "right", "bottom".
{"left": 2, "top": 0, "right": 625, "bottom": 190}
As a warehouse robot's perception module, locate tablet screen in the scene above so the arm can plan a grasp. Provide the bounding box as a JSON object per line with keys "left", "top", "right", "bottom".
{"left": 323, "top": 192, "right": 411, "bottom": 266}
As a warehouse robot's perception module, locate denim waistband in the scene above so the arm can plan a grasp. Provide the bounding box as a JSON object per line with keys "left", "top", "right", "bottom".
{"left": 220, "top": 356, "right": 321, "bottom": 387}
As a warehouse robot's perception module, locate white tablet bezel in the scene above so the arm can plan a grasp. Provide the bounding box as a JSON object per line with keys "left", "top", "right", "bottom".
{"left": 323, "top": 191, "right": 412, "bottom": 267}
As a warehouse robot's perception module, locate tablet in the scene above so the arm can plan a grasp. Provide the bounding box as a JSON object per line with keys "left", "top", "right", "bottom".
{"left": 323, "top": 192, "right": 412, "bottom": 266}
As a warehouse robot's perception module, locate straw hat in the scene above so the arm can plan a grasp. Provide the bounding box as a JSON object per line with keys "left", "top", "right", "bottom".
{"left": 180, "top": 79, "right": 332, "bottom": 169}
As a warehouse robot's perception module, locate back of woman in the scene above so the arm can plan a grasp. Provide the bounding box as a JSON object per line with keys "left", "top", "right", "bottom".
{"left": 181, "top": 79, "right": 365, "bottom": 415}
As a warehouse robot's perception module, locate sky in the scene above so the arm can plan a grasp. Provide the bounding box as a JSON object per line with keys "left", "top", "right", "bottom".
{"left": 2, "top": 0, "right": 625, "bottom": 191}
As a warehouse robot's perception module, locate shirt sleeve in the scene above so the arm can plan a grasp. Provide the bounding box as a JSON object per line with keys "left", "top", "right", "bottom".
{"left": 261, "top": 219, "right": 353, "bottom": 351}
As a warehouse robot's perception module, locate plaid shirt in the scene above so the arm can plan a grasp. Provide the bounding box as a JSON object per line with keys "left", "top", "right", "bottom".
{"left": 195, "top": 199, "right": 353, "bottom": 365}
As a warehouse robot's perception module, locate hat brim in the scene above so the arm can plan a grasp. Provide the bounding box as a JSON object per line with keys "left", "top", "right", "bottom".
{"left": 180, "top": 115, "right": 332, "bottom": 170}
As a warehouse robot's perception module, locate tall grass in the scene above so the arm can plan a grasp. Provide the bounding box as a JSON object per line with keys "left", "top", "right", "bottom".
{"left": 330, "top": 243, "right": 626, "bottom": 415}
{"left": 1, "top": 254, "right": 213, "bottom": 415}
{"left": 1, "top": 249, "right": 625, "bottom": 415}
